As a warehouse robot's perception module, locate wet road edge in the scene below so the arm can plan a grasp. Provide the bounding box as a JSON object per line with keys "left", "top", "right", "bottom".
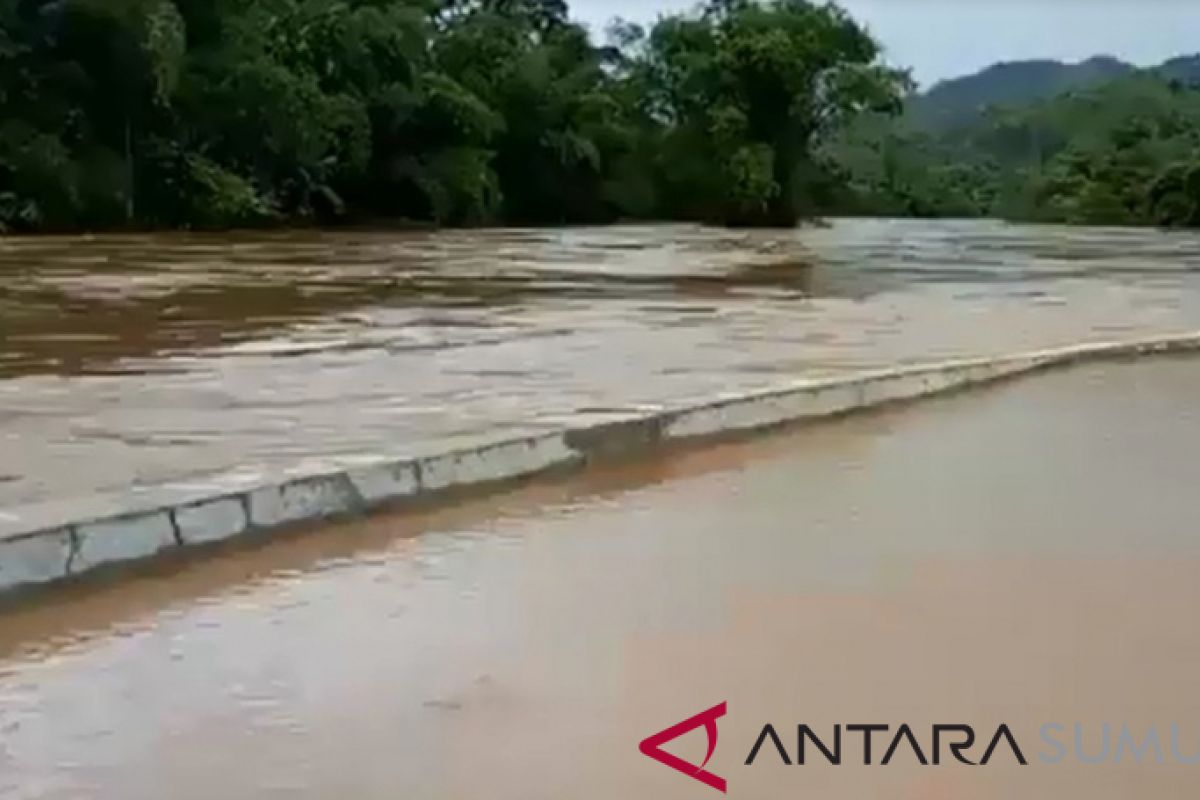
{"left": 3, "top": 331, "right": 1199, "bottom": 598}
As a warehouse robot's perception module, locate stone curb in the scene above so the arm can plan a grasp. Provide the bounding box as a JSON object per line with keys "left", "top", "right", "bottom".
{"left": 2, "top": 332, "right": 1199, "bottom": 595}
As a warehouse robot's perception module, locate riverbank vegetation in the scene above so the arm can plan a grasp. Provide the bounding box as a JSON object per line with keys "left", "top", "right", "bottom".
{"left": 0, "top": 0, "right": 906, "bottom": 231}
{"left": 2, "top": 0, "right": 1200, "bottom": 232}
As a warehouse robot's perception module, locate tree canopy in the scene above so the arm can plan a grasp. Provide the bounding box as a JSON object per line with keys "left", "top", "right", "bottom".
{"left": 0, "top": 0, "right": 907, "bottom": 231}
{"left": 828, "top": 70, "right": 1200, "bottom": 227}
{"left": 4, "top": 0, "right": 1198, "bottom": 233}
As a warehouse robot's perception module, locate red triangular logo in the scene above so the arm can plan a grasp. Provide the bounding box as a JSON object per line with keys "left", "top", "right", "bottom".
{"left": 638, "top": 702, "right": 727, "bottom": 793}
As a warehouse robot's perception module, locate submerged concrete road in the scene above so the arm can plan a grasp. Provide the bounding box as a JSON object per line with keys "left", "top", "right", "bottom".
{"left": 3, "top": 358, "right": 1200, "bottom": 799}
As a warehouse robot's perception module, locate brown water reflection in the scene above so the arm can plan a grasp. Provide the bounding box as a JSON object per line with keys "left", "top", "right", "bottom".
{"left": 1, "top": 359, "right": 1199, "bottom": 799}
{"left": 3, "top": 219, "right": 1200, "bottom": 508}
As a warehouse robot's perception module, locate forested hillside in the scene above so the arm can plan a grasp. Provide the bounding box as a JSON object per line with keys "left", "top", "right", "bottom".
{"left": 908, "top": 56, "right": 1135, "bottom": 132}
{"left": 0, "top": 0, "right": 905, "bottom": 231}
{"left": 830, "top": 61, "right": 1200, "bottom": 227}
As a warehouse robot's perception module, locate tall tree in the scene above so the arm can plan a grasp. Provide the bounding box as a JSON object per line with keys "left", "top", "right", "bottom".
{"left": 638, "top": 0, "right": 907, "bottom": 225}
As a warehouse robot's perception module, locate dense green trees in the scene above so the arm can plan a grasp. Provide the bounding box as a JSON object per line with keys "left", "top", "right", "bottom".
{"left": 0, "top": 0, "right": 906, "bottom": 231}
{"left": 629, "top": 0, "right": 907, "bottom": 224}
{"left": 830, "top": 73, "right": 1200, "bottom": 227}
{"left": 5, "top": 0, "right": 1198, "bottom": 233}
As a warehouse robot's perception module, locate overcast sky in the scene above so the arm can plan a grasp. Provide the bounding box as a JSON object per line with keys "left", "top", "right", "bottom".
{"left": 570, "top": 0, "right": 1200, "bottom": 87}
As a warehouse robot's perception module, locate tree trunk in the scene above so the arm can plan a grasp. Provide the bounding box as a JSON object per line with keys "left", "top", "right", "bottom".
{"left": 768, "top": 133, "right": 800, "bottom": 227}
{"left": 124, "top": 117, "right": 135, "bottom": 222}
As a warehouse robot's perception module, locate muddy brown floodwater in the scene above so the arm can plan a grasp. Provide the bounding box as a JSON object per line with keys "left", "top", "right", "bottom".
{"left": 3, "top": 220, "right": 1200, "bottom": 517}
{"left": 1, "top": 358, "right": 1200, "bottom": 799}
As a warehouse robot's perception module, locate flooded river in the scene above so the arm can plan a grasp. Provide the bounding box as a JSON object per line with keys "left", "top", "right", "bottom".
{"left": 2, "top": 358, "right": 1200, "bottom": 799}
{"left": 3, "top": 219, "right": 1200, "bottom": 513}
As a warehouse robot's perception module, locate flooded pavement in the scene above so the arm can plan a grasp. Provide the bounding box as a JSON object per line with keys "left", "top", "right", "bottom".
{"left": 1, "top": 357, "right": 1200, "bottom": 799}
{"left": 4, "top": 219, "right": 1200, "bottom": 510}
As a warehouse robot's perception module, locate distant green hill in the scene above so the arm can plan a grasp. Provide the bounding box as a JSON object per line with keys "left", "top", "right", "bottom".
{"left": 1158, "top": 55, "right": 1200, "bottom": 85}
{"left": 828, "top": 59, "right": 1200, "bottom": 228}
{"left": 910, "top": 56, "right": 1136, "bottom": 130}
